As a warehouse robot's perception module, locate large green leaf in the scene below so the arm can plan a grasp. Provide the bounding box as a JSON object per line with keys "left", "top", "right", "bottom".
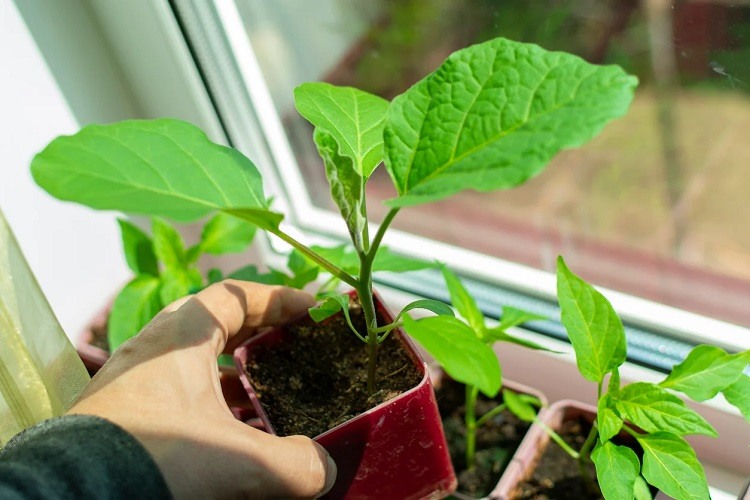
{"left": 200, "top": 213, "right": 256, "bottom": 255}
{"left": 659, "top": 345, "right": 750, "bottom": 401}
{"left": 637, "top": 432, "right": 709, "bottom": 500}
{"left": 31, "top": 119, "right": 273, "bottom": 221}
{"left": 440, "top": 265, "right": 484, "bottom": 332}
{"left": 403, "top": 315, "right": 500, "bottom": 397}
{"left": 633, "top": 476, "right": 652, "bottom": 500}
{"left": 556, "top": 257, "right": 626, "bottom": 382}
{"left": 591, "top": 441, "right": 640, "bottom": 500}
{"left": 722, "top": 374, "right": 750, "bottom": 421}
{"left": 615, "top": 383, "right": 716, "bottom": 437}
{"left": 118, "top": 218, "right": 158, "bottom": 276}
{"left": 314, "top": 129, "right": 366, "bottom": 249}
{"left": 221, "top": 208, "right": 284, "bottom": 233}
{"left": 497, "top": 306, "right": 547, "bottom": 330}
{"left": 108, "top": 275, "right": 162, "bottom": 351}
{"left": 295, "top": 82, "right": 389, "bottom": 178}
{"left": 383, "top": 38, "right": 637, "bottom": 207}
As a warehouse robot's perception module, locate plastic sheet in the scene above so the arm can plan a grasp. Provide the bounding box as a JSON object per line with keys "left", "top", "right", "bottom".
{"left": 0, "top": 210, "right": 89, "bottom": 445}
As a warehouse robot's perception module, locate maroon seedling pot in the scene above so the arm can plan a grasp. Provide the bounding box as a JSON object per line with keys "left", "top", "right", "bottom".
{"left": 234, "top": 290, "right": 457, "bottom": 499}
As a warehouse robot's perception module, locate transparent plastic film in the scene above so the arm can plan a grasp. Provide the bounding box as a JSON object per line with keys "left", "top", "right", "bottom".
{"left": 0, "top": 210, "right": 89, "bottom": 445}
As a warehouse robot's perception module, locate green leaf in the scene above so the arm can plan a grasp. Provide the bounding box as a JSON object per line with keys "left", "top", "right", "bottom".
{"left": 591, "top": 441, "right": 640, "bottom": 500}
{"left": 294, "top": 82, "right": 389, "bottom": 178}
{"left": 659, "top": 345, "right": 750, "bottom": 401}
{"left": 722, "top": 374, "right": 750, "bottom": 421}
{"left": 615, "top": 383, "right": 717, "bottom": 437}
{"left": 227, "top": 265, "right": 287, "bottom": 285}
{"left": 107, "top": 275, "right": 162, "bottom": 351}
{"left": 503, "top": 389, "right": 536, "bottom": 422}
{"left": 160, "top": 267, "right": 201, "bottom": 305}
{"left": 309, "top": 294, "right": 364, "bottom": 342}
{"left": 395, "top": 299, "right": 454, "bottom": 320}
{"left": 286, "top": 250, "right": 320, "bottom": 289}
{"left": 637, "top": 432, "right": 709, "bottom": 500}
{"left": 597, "top": 393, "right": 623, "bottom": 442}
{"left": 402, "top": 315, "right": 500, "bottom": 397}
{"left": 200, "top": 213, "right": 257, "bottom": 255}
{"left": 309, "top": 293, "right": 348, "bottom": 322}
{"left": 152, "top": 218, "right": 186, "bottom": 270}
{"left": 440, "top": 265, "right": 484, "bottom": 332}
{"left": 222, "top": 208, "right": 284, "bottom": 233}
{"left": 383, "top": 37, "right": 637, "bottom": 207}
{"left": 483, "top": 326, "right": 558, "bottom": 352}
{"left": 31, "top": 119, "right": 271, "bottom": 221}
{"left": 556, "top": 256, "right": 626, "bottom": 382}
{"left": 633, "top": 476, "right": 652, "bottom": 500}
{"left": 372, "top": 247, "right": 434, "bottom": 273}
{"left": 310, "top": 244, "right": 433, "bottom": 275}
{"left": 313, "top": 129, "right": 367, "bottom": 250}
{"left": 207, "top": 268, "right": 224, "bottom": 285}
{"left": 217, "top": 353, "right": 235, "bottom": 367}
{"left": 117, "top": 218, "right": 158, "bottom": 276}
{"left": 497, "top": 306, "right": 547, "bottom": 330}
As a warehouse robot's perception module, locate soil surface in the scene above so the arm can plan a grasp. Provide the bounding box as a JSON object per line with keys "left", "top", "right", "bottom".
{"left": 245, "top": 302, "right": 422, "bottom": 437}
{"left": 512, "top": 417, "right": 645, "bottom": 499}
{"left": 436, "top": 378, "right": 530, "bottom": 498}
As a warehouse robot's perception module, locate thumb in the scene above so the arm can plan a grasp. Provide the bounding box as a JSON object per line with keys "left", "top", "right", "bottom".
{"left": 246, "top": 429, "right": 337, "bottom": 498}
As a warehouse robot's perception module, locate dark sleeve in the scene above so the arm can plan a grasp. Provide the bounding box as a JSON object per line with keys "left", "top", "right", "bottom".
{"left": 0, "top": 415, "right": 172, "bottom": 500}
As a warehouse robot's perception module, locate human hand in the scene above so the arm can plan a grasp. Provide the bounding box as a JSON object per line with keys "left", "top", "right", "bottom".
{"left": 68, "top": 280, "right": 336, "bottom": 499}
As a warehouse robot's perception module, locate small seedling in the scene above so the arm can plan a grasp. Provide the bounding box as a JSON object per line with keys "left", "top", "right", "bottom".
{"left": 403, "top": 265, "right": 553, "bottom": 470}
{"left": 550, "top": 256, "right": 750, "bottom": 500}
{"left": 109, "top": 215, "right": 256, "bottom": 351}
{"left": 32, "top": 38, "right": 637, "bottom": 393}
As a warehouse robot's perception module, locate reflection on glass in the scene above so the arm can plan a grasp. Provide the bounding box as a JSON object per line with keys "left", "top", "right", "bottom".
{"left": 238, "top": 0, "right": 750, "bottom": 328}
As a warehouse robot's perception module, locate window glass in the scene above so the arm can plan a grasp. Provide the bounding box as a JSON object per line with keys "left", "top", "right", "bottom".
{"left": 235, "top": 0, "right": 750, "bottom": 328}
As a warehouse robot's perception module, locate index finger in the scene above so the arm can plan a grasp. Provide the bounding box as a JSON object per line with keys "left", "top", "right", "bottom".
{"left": 174, "top": 280, "right": 316, "bottom": 355}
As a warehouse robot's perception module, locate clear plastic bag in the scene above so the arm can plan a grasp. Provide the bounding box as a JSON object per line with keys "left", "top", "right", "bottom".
{"left": 0, "top": 210, "right": 89, "bottom": 445}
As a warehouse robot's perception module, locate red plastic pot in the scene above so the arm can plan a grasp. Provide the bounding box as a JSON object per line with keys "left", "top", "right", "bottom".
{"left": 234, "top": 290, "right": 457, "bottom": 499}
{"left": 431, "top": 368, "right": 548, "bottom": 500}
{"left": 77, "top": 302, "right": 260, "bottom": 426}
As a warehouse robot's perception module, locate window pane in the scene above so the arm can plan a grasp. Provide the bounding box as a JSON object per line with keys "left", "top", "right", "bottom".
{"left": 236, "top": 0, "right": 750, "bottom": 328}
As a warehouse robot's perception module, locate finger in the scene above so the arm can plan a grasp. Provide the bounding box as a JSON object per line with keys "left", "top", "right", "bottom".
{"left": 175, "top": 280, "right": 315, "bottom": 355}
{"left": 245, "top": 430, "right": 337, "bottom": 498}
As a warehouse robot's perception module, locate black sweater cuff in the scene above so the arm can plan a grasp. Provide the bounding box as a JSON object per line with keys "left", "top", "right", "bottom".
{"left": 0, "top": 415, "right": 172, "bottom": 499}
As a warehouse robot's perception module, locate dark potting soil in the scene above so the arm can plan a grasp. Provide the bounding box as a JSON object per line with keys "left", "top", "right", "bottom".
{"left": 245, "top": 302, "right": 422, "bottom": 437}
{"left": 512, "top": 417, "right": 644, "bottom": 500}
{"left": 436, "top": 378, "right": 531, "bottom": 498}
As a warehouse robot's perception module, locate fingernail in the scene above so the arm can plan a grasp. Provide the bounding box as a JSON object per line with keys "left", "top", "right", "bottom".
{"left": 320, "top": 455, "right": 337, "bottom": 497}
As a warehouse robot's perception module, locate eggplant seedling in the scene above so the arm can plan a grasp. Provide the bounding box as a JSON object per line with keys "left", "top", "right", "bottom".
{"left": 403, "top": 265, "right": 553, "bottom": 471}
{"left": 546, "top": 256, "right": 750, "bottom": 500}
{"left": 31, "top": 38, "right": 637, "bottom": 393}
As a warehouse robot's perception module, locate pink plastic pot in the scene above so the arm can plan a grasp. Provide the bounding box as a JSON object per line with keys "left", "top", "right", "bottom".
{"left": 77, "top": 302, "right": 261, "bottom": 426}
{"left": 234, "top": 290, "right": 457, "bottom": 500}
{"left": 431, "top": 368, "right": 548, "bottom": 500}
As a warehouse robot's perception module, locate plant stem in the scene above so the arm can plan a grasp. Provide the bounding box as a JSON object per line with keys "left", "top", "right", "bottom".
{"left": 578, "top": 420, "right": 600, "bottom": 494}
{"left": 537, "top": 421, "right": 579, "bottom": 459}
{"left": 465, "top": 385, "right": 479, "bottom": 470}
{"left": 358, "top": 207, "right": 400, "bottom": 395}
{"left": 365, "top": 208, "right": 400, "bottom": 269}
{"left": 476, "top": 402, "right": 507, "bottom": 428}
{"left": 273, "top": 229, "right": 358, "bottom": 288}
